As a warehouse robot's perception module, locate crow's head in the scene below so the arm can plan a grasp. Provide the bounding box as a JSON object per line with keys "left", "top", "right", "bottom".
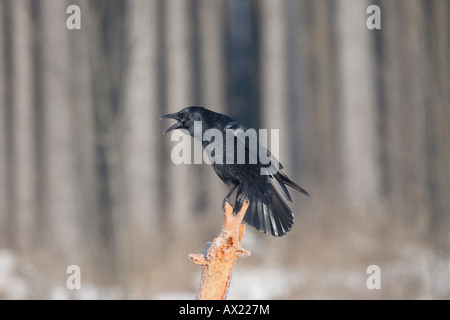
{"left": 160, "top": 106, "right": 207, "bottom": 136}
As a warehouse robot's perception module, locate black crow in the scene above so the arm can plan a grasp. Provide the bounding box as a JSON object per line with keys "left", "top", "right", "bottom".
{"left": 160, "top": 106, "right": 309, "bottom": 236}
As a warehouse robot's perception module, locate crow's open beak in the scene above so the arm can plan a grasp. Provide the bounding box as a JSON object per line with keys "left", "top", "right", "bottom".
{"left": 159, "top": 112, "right": 183, "bottom": 134}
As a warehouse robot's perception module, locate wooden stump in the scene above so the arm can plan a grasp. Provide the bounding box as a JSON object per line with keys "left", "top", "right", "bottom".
{"left": 188, "top": 199, "right": 251, "bottom": 300}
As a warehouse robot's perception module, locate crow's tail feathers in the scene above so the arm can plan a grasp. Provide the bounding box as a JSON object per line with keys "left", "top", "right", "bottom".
{"left": 242, "top": 183, "right": 294, "bottom": 237}
{"left": 278, "top": 171, "right": 310, "bottom": 197}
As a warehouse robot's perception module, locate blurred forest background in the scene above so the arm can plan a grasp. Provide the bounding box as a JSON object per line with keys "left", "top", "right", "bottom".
{"left": 0, "top": 0, "right": 448, "bottom": 299}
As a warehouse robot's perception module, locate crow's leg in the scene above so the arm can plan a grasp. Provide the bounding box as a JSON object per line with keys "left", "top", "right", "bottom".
{"left": 236, "top": 181, "right": 249, "bottom": 212}
{"left": 222, "top": 184, "right": 238, "bottom": 210}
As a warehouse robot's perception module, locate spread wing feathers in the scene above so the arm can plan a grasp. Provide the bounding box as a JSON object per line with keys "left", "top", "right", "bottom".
{"left": 242, "top": 183, "right": 294, "bottom": 237}
{"left": 226, "top": 121, "right": 310, "bottom": 200}
{"left": 276, "top": 171, "right": 310, "bottom": 197}
{"left": 225, "top": 121, "right": 282, "bottom": 170}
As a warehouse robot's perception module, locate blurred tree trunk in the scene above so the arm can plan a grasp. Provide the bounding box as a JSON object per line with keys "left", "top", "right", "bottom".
{"left": 259, "top": 0, "right": 290, "bottom": 169}
{"left": 226, "top": 0, "right": 259, "bottom": 126}
{"left": 0, "top": 1, "right": 7, "bottom": 246}
{"left": 121, "top": 1, "right": 161, "bottom": 284}
{"left": 41, "top": 0, "right": 81, "bottom": 260}
{"left": 123, "top": 0, "right": 160, "bottom": 240}
{"left": 382, "top": 0, "right": 448, "bottom": 232}
{"left": 1, "top": 1, "right": 16, "bottom": 249}
{"left": 199, "top": 0, "right": 228, "bottom": 213}
{"left": 199, "top": 0, "right": 226, "bottom": 111}
{"left": 384, "top": 1, "right": 427, "bottom": 218}
{"left": 164, "top": 0, "right": 196, "bottom": 232}
{"left": 12, "top": 0, "right": 36, "bottom": 253}
{"left": 67, "top": 0, "right": 99, "bottom": 266}
{"left": 88, "top": 0, "right": 128, "bottom": 287}
{"left": 285, "top": 0, "right": 306, "bottom": 183}
{"left": 336, "top": 0, "right": 380, "bottom": 209}
{"left": 296, "top": 0, "right": 338, "bottom": 198}
{"left": 423, "top": 0, "right": 448, "bottom": 236}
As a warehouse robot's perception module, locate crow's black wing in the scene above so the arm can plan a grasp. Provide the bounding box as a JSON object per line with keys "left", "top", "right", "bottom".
{"left": 225, "top": 121, "right": 309, "bottom": 201}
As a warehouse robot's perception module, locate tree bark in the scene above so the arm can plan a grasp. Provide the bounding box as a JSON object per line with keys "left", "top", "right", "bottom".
{"left": 189, "top": 199, "right": 250, "bottom": 300}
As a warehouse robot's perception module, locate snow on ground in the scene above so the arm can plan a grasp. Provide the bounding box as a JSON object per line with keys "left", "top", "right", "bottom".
{"left": 227, "top": 267, "right": 306, "bottom": 299}
{"left": 1, "top": 243, "right": 448, "bottom": 299}
{"left": 0, "top": 250, "right": 30, "bottom": 299}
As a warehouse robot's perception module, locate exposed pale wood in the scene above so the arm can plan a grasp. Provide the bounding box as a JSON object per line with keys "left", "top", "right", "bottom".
{"left": 189, "top": 200, "right": 250, "bottom": 300}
